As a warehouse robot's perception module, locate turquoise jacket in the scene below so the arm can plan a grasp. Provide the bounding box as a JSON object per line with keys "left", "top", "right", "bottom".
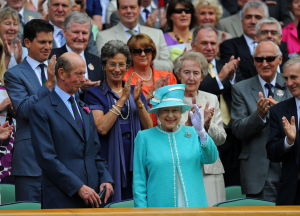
{"left": 133, "top": 125, "right": 218, "bottom": 207}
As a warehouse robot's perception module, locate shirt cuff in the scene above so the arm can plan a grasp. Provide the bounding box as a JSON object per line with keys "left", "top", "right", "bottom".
{"left": 215, "top": 75, "right": 224, "bottom": 90}
{"left": 284, "top": 136, "right": 294, "bottom": 149}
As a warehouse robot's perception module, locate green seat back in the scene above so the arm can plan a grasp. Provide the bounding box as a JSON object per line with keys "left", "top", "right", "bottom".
{"left": 214, "top": 198, "right": 275, "bottom": 207}
{"left": 225, "top": 185, "right": 246, "bottom": 200}
{"left": 0, "top": 184, "right": 15, "bottom": 205}
{"left": 0, "top": 202, "right": 41, "bottom": 210}
{"left": 104, "top": 199, "right": 134, "bottom": 208}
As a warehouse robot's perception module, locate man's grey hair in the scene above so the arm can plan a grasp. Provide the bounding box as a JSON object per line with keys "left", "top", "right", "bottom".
{"left": 254, "top": 40, "right": 282, "bottom": 57}
{"left": 283, "top": 56, "right": 300, "bottom": 72}
{"left": 64, "top": 11, "right": 91, "bottom": 30}
{"left": 101, "top": 40, "right": 131, "bottom": 67}
{"left": 241, "top": 1, "right": 269, "bottom": 19}
{"left": 192, "top": 24, "right": 218, "bottom": 44}
{"left": 255, "top": 17, "right": 282, "bottom": 35}
{"left": 48, "top": 0, "right": 74, "bottom": 7}
{"left": 174, "top": 51, "right": 208, "bottom": 79}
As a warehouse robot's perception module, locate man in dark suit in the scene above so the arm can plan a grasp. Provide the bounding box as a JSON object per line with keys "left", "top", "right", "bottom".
{"left": 231, "top": 40, "right": 292, "bottom": 201}
{"left": 30, "top": 52, "right": 113, "bottom": 208}
{"left": 50, "top": 11, "right": 103, "bottom": 90}
{"left": 220, "top": 1, "right": 269, "bottom": 82}
{"left": 267, "top": 56, "right": 300, "bottom": 205}
{"left": 192, "top": 25, "right": 241, "bottom": 186}
{"left": 4, "top": 19, "right": 55, "bottom": 202}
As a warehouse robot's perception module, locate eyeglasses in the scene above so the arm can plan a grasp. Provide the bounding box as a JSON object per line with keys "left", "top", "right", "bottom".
{"left": 259, "top": 30, "right": 279, "bottom": 36}
{"left": 254, "top": 56, "right": 279, "bottom": 63}
{"left": 107, "top": 62, "right": 127, "bottom": 69}
{"left": 131, "top": 48, "right": 153, "bottom": 55}
{"left": 173, "top": 8, "right": 192, "bottom": 14}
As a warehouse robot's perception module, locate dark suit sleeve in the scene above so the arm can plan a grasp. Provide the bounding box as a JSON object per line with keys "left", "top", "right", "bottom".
{"left": 4, "top": 70, "right": 50, "bottom": 120}
{"left": 31, "top": 103, "right": 84, "bottom": 197}
{"left": 267, "top": 105, "right": 291, "bottom": 162}
{"left": 220, "top": 39, "right": 237, "bottom": 65}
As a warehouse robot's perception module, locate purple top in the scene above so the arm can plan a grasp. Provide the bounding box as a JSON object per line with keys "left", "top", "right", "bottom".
{"left": 164, "top": 33, "right": 180, "bottom": 46}
{"left": 84, "top": 82, "right": 148, "bottom": 202}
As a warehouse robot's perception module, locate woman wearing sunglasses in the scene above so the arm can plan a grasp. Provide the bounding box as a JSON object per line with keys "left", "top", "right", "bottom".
{"left": 163, "top": 0, "right": 196, "bottom": 60}
{"left": 124, "top": 33, "right": 177, "bottom": 125}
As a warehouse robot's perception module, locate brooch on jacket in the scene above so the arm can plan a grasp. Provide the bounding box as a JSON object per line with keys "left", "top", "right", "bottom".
{"left": 83, "top": 106, "right": 91, "bottom": 114}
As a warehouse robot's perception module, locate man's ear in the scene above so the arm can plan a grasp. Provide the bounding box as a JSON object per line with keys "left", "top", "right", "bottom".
{"left": 24, "top": 38, "right": 30, "bottom": 49}
{"left": 58, "top": 68, "right": 65, "bottom": 80}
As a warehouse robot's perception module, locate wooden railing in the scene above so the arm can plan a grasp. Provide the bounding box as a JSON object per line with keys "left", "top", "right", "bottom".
{"left": 0, "top": 206, "right": 300, "bottom": 216}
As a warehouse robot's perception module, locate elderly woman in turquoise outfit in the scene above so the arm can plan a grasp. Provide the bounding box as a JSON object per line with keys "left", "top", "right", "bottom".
{"left": 133, "top": 84, "right": 218, "bottom": 207}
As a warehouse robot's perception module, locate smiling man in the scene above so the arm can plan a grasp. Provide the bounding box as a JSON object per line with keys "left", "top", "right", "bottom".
{"left": 4, "top": 19, "right": 55, "bottom": 202}
{"left": 96, "top": 0, "right": 173, "bottom": 71}
{"left": 50, "top": 12, "right": 103, "bottom": 90}
{"left": 267, "top": 56, "right": 300, "bottom": 205}
{"left": 231, "top": 40, "right": 291, "bottom": 202}
{"left": 220, "top": 1, "right": 268, "bottom": 82}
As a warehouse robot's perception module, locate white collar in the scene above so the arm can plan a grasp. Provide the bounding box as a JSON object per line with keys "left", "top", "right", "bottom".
{"left": 258, "top": 74, "right": 277, "bottom": 88}
{"left": 66, "top": 44, "right": 85, "bottom": 58}
{"left": 26, "top": 56, "right": 48, "bottom": 71}
{"left": 120, "top": 23, "right": 140, "bottom": 33}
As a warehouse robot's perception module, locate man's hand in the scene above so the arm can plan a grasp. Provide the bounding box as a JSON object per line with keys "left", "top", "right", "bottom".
{"left": 99, "top": 182, "right": 114, "bottom": 204}
{"left": 257, "top": 91, "right": 272, "bottom": 119}
{"left": 78, "top": 185, "right": 101, "bottom": 208}
{"left": 81, "top": 79, "right": 101, "bottom": 90}
{"left": 219, "top": 56, "right": 240, "bottom": 81}
{"left": 145, "top": 10, "right": 159, "bottom": 27}
{"left": 282, "top": 116, "right": 296, "bottom": 145}
{"left": 0, "top": 121, "right": 13, "bottom": 141}
{"left": 45, "top": 55, "right": 56, "bottom": 90}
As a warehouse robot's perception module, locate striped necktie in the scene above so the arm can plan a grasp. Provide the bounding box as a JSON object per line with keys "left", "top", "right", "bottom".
{"left": 69, "top": 96, "right": 85, "bottom": 137}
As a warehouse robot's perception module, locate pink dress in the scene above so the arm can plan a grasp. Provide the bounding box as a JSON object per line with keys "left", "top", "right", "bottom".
{"left": 282, "top": 22, "right": 300, "bottom": 55}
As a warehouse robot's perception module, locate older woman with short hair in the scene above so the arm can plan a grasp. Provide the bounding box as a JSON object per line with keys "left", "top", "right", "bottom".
{"left": 174, "top": 51, "right": 226, "bottom": 206}
{"left": 133, "top": 84, "right": 218, "bottom": 207}
{"left": 194, "top": 0, "right": 231, "bottom": 42}
{"left": 0, "top": 7, "right": 27, "bottom": 69}
{"left": 84, "top": 40, "right": 152, "bottom": 202}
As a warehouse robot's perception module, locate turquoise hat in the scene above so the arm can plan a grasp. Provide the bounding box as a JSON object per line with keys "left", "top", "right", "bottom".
{"left": 149, "top": 84, "right": 191, "bottom": 113}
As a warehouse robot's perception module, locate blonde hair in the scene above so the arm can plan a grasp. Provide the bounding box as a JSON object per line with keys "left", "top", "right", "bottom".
{"left": 0, "top": 38, "right": 6, "bottom": 84}
{"left": 194, "top": 0, "right": 223, "bottom": 21}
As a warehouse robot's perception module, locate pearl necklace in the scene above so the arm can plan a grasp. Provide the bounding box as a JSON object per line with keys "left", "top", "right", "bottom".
{"left": 133, "top": 69, "right": 153, "bottom": 82}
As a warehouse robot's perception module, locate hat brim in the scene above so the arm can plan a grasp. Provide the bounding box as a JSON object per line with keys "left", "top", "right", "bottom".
{"left": 149, "top": 101, "right": 191, "bottom": 114}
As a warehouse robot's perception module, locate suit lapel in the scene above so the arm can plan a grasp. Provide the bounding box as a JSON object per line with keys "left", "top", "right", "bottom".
{"left": 78, "top": 100, "right": 91, "bottom": 141}
{"left": 115, "top": 23, "right": 129, "bottom": 41}
{"left": 251, "top": 76, "right": 263, "bottom": 102}
{"left": 51, "top": 91, "right": 85, "bottom": 141}
{"left": 21, "top": 59, "right": 42, "bottom": 90}
{"left": 84, "top": 52, "right": 95, "bottom": 81}
{"left": 273, "top": 74, "right": 291, "bottom": 102}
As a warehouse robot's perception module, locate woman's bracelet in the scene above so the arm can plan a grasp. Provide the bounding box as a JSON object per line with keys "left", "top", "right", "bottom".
{"left": 112, "top": 105, "right": 121, "bottom": 114}
{"left": 109, "top": 108, "right": 120, "bottom": 116}
{"left": 114, "top": 103, "right": 123, "bottom": 109}
{"left": 136, "top": 101, "right": 145, "bottom": 110}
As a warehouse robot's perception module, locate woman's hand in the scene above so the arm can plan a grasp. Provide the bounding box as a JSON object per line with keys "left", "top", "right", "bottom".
{"left": 14, "top": 39, "right": 23, "bottom": 64}
{"left": 134, "top": 79, "right": 143, "bottom": 102}
{"left": 190, "top": 104, "right": 207, "bottom": 141}
{"left": 121, "top": 73, "right": 133, "bottom": 101}
{"left": 203, "top": 103, "right": 214, "bottom": 131}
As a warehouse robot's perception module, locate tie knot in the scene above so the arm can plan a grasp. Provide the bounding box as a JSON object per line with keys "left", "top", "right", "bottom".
{"left": 127, "top": 29, "right": 136, "bottom": 36}
{"left": 69, "top": 96, "right": 76, "bottom": 103}
{"left": 143, "top": 8, "right": 149, "bottom": 13}
{"left": 39, "top": 63, "right": 45, "bottom": 69}
{"left": 265, "top": 82, "right": 273, "bottom": 90}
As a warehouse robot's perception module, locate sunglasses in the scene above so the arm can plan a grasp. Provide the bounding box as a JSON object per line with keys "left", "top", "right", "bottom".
{"left": 173, "top": 8, "right": 192, "bottom": 14}
{"left": 254, "top": 56, "right": 278, "bottom": 63}
{"left": 131, "top": 48, "right": 153, "bottom": 55}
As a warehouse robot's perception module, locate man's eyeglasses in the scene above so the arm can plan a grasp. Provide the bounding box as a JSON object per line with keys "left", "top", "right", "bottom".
{"left": 107, "top": 62, "right": 127, "bottom": 69}
{"left": 254, "top": 56, "right": 279, "bottom": 63}
{"left": 131, "top": 48, "right": 153, "bottom": 55}
{"left": 173, "top": 8, "right": 192, "bottom": 14}
{"left": 259, "top": 30, "right": 279, "bottom": 36}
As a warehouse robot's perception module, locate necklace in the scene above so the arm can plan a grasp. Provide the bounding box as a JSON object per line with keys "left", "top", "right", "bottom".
{"left": 174, "top": 34, "right": 192, "bottom": 44}
{"left": 133, "top": 69, "right": 152, "bottom": 82}
{"left": 112, "top": 88, "right": 123, "bottom": 94}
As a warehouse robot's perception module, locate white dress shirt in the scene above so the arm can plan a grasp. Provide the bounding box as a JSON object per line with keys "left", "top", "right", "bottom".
{"left": 26, "top": 56, "right": 48, "bottom": 86}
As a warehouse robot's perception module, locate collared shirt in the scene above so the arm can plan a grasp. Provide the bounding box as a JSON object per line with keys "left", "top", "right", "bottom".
{"left": 140, "top": 5, "right": 152, "bottom": 22}
{"left": 243, "top": 34, "right": 257, "bottom": 56}
{"left": 258, "top": 74, "right": 277, "bottom": 98}
{"left": 19, "top": 7, "right": 24, "bottom": 24}
{"left": 50, "top": 21, "right": 64, "bottom": 48}
{"left": 284, "top": 97, "right": 300, "bottom": 149}
{"left": 54, "top": 85, "right": 81, "bottom": 119}
{"left": 120, "top": 23, "right": 140, "bottom": 39}
{"left": 210, "top": 59, "right": 236, "bottom": 90}
{"left": 66, "top": 45, "right": 88, "bottom": 79}
{"left": 26, "top": 56, "right": 48, "bottom": 86}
